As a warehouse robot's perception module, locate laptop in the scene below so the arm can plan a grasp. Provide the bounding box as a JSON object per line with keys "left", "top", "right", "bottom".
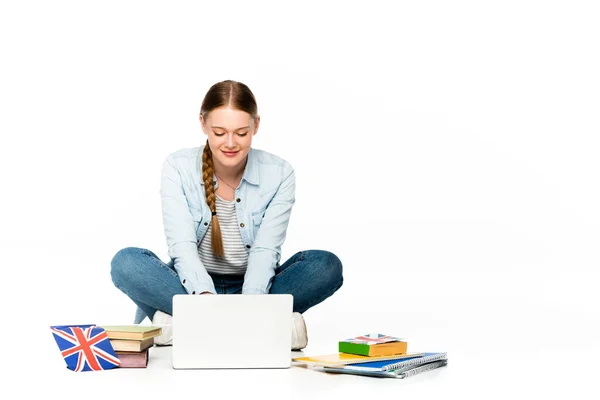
{"left": 172, "top": 293, "right": 293, "bottom": 369}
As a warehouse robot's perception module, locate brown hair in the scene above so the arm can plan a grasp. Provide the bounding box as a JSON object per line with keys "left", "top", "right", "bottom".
{"left": 200, "top": 80, "right": 258, "bottom": 257}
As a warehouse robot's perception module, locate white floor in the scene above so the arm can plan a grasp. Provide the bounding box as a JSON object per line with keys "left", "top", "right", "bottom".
{"left": 10, "top": 296, "right": 599, "bottom": 400}
{"left": 5, "top": 220, "right": 600, "bottom": 399}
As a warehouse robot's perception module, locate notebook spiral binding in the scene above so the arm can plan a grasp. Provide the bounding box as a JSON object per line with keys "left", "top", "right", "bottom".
{"left": 399, "top": 360, "right": 448, "bottom": 378}
{"left": 384, "top": 352, "right": 448, "bottom": 371}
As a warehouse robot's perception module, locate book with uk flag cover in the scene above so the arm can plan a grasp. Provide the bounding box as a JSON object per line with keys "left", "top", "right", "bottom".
{"left": 338, "top": 333, "right": 409, "bottom": 357}
{"left": 50, "top": 324, "right": 121, "bottom": 371}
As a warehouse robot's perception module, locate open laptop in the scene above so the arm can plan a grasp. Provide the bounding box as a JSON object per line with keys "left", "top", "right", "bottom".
{"left": 172, "top": 293, "right": 293, "bottom": 369}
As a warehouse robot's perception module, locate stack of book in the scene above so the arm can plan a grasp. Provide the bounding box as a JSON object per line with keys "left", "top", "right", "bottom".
{"left": 292, "top": 333, "right": 447, "bottom": 379}
{"left": 99, "top": 325, "right": 162, "bottom": 368}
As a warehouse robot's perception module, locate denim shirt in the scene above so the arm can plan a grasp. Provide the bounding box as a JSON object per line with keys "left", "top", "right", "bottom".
{"left": 160, "top": 145, "right": 295, "bottom": 295}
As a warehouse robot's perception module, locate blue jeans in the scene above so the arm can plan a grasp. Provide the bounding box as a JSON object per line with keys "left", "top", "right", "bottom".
{"left": 110, "top": 247, "right": 344, "bottom": 323}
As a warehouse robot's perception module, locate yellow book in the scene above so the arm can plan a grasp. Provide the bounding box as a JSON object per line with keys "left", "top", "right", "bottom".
{"left": 109, "top": 337, "right": 154, "bottom": 352}
{"left": 292, "top": 352, "right": 425, "bottom": 367}
{"left": 98, "top": 325, "right": 162, "bottom": 340}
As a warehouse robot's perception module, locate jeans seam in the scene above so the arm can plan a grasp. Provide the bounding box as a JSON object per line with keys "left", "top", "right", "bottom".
{"left": 143, "top": 249, "right": 178, "bottom": 278}
{"left": 274, "top": 261, "right": 298, "bottom": 280}
{"left": 274, "top": 251, "right": 304, "bottom": 280}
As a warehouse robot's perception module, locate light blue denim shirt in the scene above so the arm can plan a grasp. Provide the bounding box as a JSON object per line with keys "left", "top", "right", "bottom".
{"left": 160, "top": 145, "right": 295, "bottom": 295}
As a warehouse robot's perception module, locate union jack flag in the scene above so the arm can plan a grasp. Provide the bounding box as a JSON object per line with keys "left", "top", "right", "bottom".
{"left": 343, "top": 333, "right": 404, "bottom": 345}
{"left": 50, "top": 324, "right": 121, "bottom": 371}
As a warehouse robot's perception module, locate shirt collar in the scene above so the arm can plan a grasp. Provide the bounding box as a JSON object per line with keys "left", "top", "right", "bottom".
{"left": 198, "top": 147, "right": 259, "bottom": 186}
{"left": 241, "top": 147, "right": 259, "bottom": 185}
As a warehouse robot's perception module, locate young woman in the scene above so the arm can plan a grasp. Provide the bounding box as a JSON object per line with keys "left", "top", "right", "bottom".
{"left": 110, "top": 80, "right": 343, "bottom": 350}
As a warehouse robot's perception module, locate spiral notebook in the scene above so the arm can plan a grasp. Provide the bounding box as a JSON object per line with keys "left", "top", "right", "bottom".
{"left": 322, "top": 359, "right": 448, "bottom": 379}
{"left": 339, "top": 352, "right": 447, "bottom": 372}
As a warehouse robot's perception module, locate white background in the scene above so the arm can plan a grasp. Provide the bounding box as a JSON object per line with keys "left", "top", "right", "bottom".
{"left": 1, "top": 0, "right": 599, "bottom": 398}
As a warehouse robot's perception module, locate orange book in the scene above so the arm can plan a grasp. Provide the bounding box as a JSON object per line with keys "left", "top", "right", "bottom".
{"left": 292, "top": 352, "right": 424, "bottom": 367}
{"left": 338, "top": 334, "right": 408, "bottom": 357}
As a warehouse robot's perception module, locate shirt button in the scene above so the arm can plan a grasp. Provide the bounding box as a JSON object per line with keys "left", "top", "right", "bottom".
{"left": 204, "top": 222, "right": 208, "bottom": 226}
{"left": 236, "top": 198, "right": 241, "bottom": 202}
{"left": 240, "top": 223, "right": 245, "bottom": 228}
{"left": 246, "top": 245, "right": 251, "bottom": 249}
{"left": 182, "top": 279, "right": 186, "bottom": 284}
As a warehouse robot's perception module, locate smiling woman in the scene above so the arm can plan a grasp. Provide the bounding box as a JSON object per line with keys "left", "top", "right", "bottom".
{"left": 110, "top": 80, "right": 344, "bottom": 350}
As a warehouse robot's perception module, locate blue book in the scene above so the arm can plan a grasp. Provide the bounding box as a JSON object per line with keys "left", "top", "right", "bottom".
{"left": 338, "top": 352, "right": 447, "bottom": 372}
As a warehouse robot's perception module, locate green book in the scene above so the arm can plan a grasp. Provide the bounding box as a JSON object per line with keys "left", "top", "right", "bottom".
{"left": 339, "top": 334, "right": 408, "bottom": 357}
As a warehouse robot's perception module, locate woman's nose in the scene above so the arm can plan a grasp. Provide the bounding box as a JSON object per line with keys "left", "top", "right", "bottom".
{"left": 226, "top": 134, "right": 236, "bottom": 147}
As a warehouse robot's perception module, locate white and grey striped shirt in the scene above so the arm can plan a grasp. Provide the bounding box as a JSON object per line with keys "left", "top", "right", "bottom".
{"left": 198, "top": 193, "right": 248, "bottom": 275}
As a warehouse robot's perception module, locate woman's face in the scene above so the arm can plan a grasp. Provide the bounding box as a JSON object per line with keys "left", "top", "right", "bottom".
{"left": 200, "top": 106, "right": 259, "bottom": 171}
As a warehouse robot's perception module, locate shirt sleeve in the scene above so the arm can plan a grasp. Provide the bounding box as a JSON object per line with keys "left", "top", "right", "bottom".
{"left": 160, "top": 155, "right": 216, "bottom": 295}
{"left": 242, "top": 161, "right": 295, "bottom": 294}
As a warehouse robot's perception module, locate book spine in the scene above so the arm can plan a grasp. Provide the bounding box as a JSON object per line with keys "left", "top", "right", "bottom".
{"left": 338, "top": 342, "right": 370, "bottom": 356}
{"left": 384, "top": 352, "right": 447, "bottom": 371}
{"left": 398, "top": 360, "right": 447, "bottom": 378}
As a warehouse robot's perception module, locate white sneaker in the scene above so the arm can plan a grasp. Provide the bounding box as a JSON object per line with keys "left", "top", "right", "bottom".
{"left": 152, "top": 310, "right": 173, "bottom": 346}
{"left": 291, "top": 312, "right": 308, "bottom": 350}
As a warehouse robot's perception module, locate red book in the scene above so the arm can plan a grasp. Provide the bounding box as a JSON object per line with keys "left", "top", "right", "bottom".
{"left": 116, "top": 349, "right": 149, "bottom": 368}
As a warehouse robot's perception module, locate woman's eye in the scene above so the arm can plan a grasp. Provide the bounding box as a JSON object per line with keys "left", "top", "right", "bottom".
{"left": 214, "top": 132, "right": 247, "bottom": 137}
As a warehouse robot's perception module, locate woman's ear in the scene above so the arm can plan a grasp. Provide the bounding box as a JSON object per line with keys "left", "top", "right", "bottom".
{"left": 253, "top": 115, "right": 260, "bottom": 135}
{"left": 200, "top": 114, "right": 208, "bottom": 135}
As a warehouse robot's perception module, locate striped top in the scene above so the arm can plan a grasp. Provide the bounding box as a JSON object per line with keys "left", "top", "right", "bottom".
{"left": 198, "top": 193, "right": 248, "bottom": 275}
